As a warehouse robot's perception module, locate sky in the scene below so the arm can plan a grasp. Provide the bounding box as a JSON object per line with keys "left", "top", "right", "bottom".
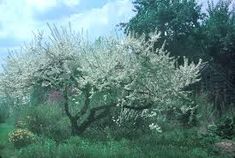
{"left": 0, "top": 0, "right": 135, "bottom": 62}
{"left": 0, "top": 0, "right": 225, "bottom": 64}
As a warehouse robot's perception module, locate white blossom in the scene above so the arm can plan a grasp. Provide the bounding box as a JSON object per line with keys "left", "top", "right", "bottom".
{"left": 0, "top": 26, "right": 201, "bottom": 128}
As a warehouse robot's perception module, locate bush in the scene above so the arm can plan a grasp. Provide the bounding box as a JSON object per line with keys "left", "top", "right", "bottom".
{"left": 205, "top": 115, "right": 235, "bottom": 140}
{"left": 8, "top": 128, "right": 35, "bottom": 148}
{"left": 17, "top": 104, "right": 71, "bottom": 141}
{"left": 215, "top": 116, "right": 235, "bottom": 139}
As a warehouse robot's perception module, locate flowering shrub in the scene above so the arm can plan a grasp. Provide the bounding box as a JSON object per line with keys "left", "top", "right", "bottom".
{"left": 9, "top": 128, "right": 35, "bottom": 148}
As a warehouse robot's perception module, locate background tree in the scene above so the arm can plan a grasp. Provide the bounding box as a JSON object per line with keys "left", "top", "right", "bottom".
{"left": 202, "top": 0, "right": 235, "bottom": 67}
{"left": 120, "top": 0, "right": 204, "bottom": 61}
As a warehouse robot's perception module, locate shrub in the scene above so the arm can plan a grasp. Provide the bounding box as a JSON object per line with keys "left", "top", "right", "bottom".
{"left": 19, "top": 104, "right": 71, "bottom": 141}
{"left": 205, "top": 115, "right": 235, "bottom": 140}
{"left": 8, "top": 128, "right": 35, "bottom": 148}
{"left": 200, "top": 124, "right": 220, "bottom": 145}
{"left": 215, "top": 116, "right": 235, "bottom": 139}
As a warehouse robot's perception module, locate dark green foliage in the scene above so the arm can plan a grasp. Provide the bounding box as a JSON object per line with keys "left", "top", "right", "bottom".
{"left": 121, "top": 0, "right": 204, "bottom": 61}
{"left": 204, "top": 115, "right": 235, "bottom": 142}
{"left": 201, "top": 125, "right": 220, "bottom": 145}
{"left": 215, "top": 116, "right": 235, "bottom": 139}
{"left": 122, "top": 0, "right": 235, "bottom": 66}
{"left": 203, "top": 0, "right": 235, "bottom": 62}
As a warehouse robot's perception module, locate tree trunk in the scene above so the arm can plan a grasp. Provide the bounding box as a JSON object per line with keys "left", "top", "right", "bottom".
{"left": 62, "top": 85, "right": 116, "bottom": 136}
{"left": 70, "top": 117, "right": 80, "bottom": 135}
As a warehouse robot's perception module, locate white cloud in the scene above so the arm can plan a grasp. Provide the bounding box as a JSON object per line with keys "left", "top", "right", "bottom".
{"left": 0, "top": 0, "right": 133, "bottom": 41}
{"left": 0, "top": 0, "right": 134, "bottom": 56}
{"left": 0, "top": 1, "right": 34, "bottom": 40}
{"left": 63, "top": 0, "right": 80, "bottom": 7}
{"left": 0, "top": 0, "right": 133, "bottom": 67}
{"left": 61, "top": 0, "right": 135, "bottom": 38}
{"left": 25, "top": 0, "right": 80, "bottom": 11}
{"left": 0, "top": 0, "right": 81, "bottom": 41}
{"left": 26, "top": 0, "right": 57, "bottom": 10}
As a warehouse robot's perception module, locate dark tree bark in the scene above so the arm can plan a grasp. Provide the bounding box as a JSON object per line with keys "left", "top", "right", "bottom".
{"left": 62, "top": 84, "right": 116, "bottom": 135}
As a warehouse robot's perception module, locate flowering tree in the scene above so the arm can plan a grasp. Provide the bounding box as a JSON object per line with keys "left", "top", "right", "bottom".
{"left": 0, "top": 26, "right": 201, "bottom": 135}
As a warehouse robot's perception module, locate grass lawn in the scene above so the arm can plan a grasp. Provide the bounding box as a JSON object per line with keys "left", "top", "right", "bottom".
{"left": 0, "top": 122, "right": 14, "bottom": 156}
{"left": 0, "top": 123, "right": 14, "bottom": 143}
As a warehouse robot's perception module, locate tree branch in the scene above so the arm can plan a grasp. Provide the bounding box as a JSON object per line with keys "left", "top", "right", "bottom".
{"left": 74, "top": 84, "right": 91, "bottom": 120}
{"left": 63, "top": 86, "right": 73, "bottom": 119}
{"left": 123, "top": 104, "right": 153, "bottom": 110}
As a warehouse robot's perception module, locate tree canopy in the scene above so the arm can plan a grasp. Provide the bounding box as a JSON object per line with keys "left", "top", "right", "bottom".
{"left": 202, "top": 0, "right": 235, "bottom": 65}
{"left": 0, "top": 26, "right": 201, "bottom": 135}
{"left": 121, "top": 0, "right": 204, "bottom": 60}
{"left": 122, "top": 0, "right": 235, "bottom": 65}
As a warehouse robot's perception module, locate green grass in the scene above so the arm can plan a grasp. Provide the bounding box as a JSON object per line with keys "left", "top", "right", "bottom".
{"left": 0, "top": 123, "right": 14, "bottom": 143}
{"left": 0, "top": 122, "right": 14, "bottom": 156}
{"left": 15, "top": 134, "right": 227, "bottom": 158}
{"left": 0, "top": 122, "right": 231, "bottom": 158}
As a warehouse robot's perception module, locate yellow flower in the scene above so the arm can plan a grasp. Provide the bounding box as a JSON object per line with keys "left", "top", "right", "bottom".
{"left": 8, "top": 128, "right": 35, "bottom": 147}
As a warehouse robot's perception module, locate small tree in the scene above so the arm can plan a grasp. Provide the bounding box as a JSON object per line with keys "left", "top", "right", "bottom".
{"left": 0, "top": 25, "right": 201, "bottom": 135}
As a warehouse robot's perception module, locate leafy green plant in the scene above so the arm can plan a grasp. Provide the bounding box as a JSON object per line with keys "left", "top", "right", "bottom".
{"left": 215, "top": 116, "right": 235, "bottom": 139}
